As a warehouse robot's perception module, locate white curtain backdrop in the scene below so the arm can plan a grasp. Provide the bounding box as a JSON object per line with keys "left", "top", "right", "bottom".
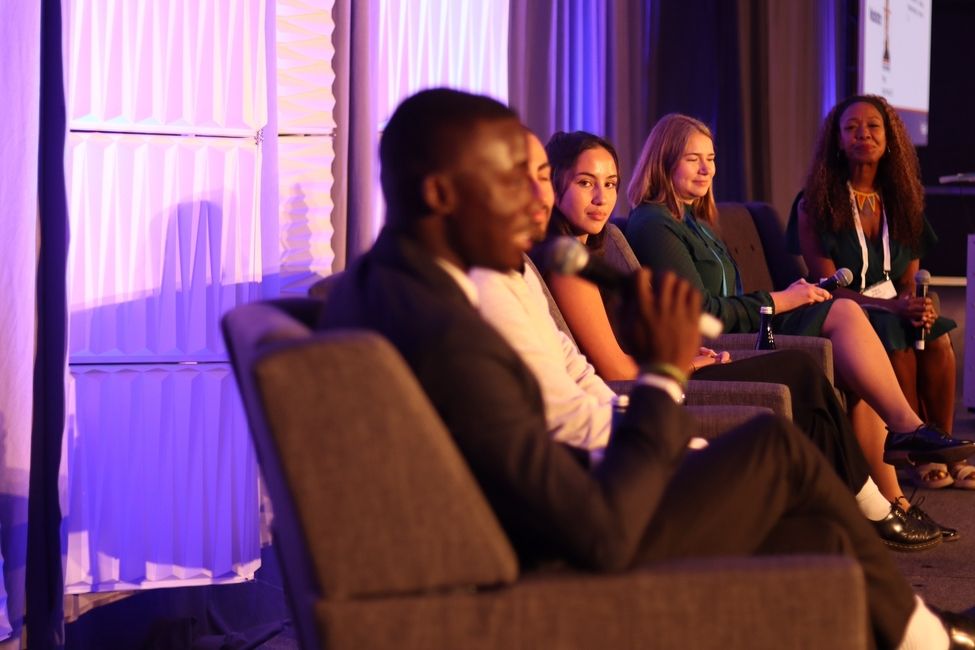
{"left": 0, "top": 0, "right": 509, "bottom": 640}
{"left": 0, "top": 1, "right": 41, "bottom": 642}
{"left": 60, "top": 0, "right": 337, "bottom": 596}
{"left": 335, "top": 0, "right": 511, "bottom": 254}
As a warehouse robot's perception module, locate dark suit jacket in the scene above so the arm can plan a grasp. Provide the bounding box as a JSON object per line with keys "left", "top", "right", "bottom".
{"left": 319, "top": 226, "right": 696, "bottom": 570}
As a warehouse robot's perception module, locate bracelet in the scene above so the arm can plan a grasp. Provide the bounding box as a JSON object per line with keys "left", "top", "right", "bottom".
{"left": 640, "top": 362, "right": 689, "bottom": 388}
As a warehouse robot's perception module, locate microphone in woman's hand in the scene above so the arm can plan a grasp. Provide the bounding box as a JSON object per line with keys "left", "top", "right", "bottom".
{"left": 817, "top": 267, "right": 853, "bottom": 291}
{"left": 545, "top": 236, "right": 723, "bottom": 338}
{"left": 915, "top": 269, "right": 930, "bottom": 350}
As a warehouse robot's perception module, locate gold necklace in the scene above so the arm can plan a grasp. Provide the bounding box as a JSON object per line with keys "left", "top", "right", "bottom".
{"left": 850, "top": 187, "right": 879, "bottom": 212}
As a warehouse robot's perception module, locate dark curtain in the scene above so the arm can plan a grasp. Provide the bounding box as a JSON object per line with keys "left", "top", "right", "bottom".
{"left": 27, "top": 0, "right": 67, "bottom": 647}
{"left": 508, "top": 0, "right": 847, "bottom": 220}
{"left": 645, "top": 0, "right": 747, "bottom": 202}
{"left": 509, "top": 0, "right": 744, "bottom": 208}
{"left": 508, "top": 0, "right": 652, "bottom": 217}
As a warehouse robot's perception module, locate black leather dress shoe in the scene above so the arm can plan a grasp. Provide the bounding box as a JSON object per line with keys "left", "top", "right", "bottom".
{"left": 908, "top": 499, "right": 961, "bottom": 542}
{"left": 884, "top": 424, "right": 975, "bottom": 466}
{"left": 932, "top": 607, "right": 975, "bottom": 649}
{"left": 872, "top": 503, "right": 941, "bottom": 551}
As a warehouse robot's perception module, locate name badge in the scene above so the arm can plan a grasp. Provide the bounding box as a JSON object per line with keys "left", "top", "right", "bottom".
{"left": 862, "top": 279, "right": 897, "bottom": 299}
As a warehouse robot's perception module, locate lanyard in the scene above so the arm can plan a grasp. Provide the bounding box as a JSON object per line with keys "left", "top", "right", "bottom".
{"left": 848, "top": 184, "right": 890, "bottom": 292}
{"left": 685, "top": 214, "right": 743, "bottom": 297}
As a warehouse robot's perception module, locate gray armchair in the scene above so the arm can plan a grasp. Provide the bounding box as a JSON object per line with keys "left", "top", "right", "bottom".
{"left": 221, "top": 299, "right": 868, "bottom": 649}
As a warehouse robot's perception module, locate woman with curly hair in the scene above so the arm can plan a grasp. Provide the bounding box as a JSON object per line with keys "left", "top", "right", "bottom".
{"left": 791, "top": 95, "right": 963, "bottom": 489}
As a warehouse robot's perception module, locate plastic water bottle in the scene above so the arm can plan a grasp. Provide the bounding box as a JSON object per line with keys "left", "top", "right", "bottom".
{"left": 756, "top": 305, "right": 775, "bottom": 350}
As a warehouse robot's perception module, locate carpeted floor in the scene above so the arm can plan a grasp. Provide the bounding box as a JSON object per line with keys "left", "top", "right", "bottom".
{"left": 892, "top": 483, "right": 975, "bottom": 613}
{"left": 889, "top": 283, "right": 975, "bottom": 613}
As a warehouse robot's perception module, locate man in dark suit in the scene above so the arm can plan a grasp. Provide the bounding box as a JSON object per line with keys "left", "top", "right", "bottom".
{"left": 319, "top": 88, "right": 972, "bottom": 649}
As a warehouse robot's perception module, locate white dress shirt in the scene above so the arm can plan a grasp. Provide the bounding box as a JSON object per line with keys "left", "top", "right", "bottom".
{"left": 470, "top": 262, "right": 618, "bottom": 451}
{"left": 470, "top": 259, "right": 700, "bottom": 458}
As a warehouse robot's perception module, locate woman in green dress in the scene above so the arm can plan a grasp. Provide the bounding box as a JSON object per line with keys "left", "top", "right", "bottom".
{"left": 792, "top": 95, "right": 963, "bottom": 489}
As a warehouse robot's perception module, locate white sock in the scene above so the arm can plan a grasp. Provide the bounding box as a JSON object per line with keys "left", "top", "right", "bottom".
{"left": 898, "top": 595, "right": 949, "bottom": 650}
{"left": 857, "top": 477, "right": 893, "bottom": 521}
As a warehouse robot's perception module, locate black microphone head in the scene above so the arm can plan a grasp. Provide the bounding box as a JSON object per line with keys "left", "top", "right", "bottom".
{"left": 836, "top": 268, "right": 853, "bottom": 288}
{"left": 915, "top": 269, "right": 931, "bottom": 286}
{"left": 818, "top": 267, "right": 854, "bottom": 290}
{"left": 546, "top": 236, "right": 590, "bottom": 276}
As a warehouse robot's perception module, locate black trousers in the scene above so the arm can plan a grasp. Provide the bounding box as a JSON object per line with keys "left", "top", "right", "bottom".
{"left": 694, "top": 349, "right": 872, "bottom": 495}
{"left": 633, "top": 414, "right": 914, "bottom": 648}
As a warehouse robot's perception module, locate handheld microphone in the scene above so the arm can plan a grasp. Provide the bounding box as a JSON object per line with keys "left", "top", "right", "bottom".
{"left": 915, "top": 269, "right": 930, "bottom": 350}
{"left": 817, "top": 268, "right": 853, "bottom": 291}
{"left": 546, "top": 236, "right": 723, "bottom": 338}
{"left": 546, "top": 236, "right": 628, "bottom": 289}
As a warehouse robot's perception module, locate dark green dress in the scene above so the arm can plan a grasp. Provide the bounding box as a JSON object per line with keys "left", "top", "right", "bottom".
{"left": 785, "top": 200, "right": 956, "bottom": 352}
{"left": 626, "top": 202, "right": 833, "bottom": 335}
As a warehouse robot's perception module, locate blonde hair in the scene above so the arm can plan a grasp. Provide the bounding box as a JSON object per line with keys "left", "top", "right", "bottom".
{"left": 627, "top": 113, "right": 717, "bottom": 223}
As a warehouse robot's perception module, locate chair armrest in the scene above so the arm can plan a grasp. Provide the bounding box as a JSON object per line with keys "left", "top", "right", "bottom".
{"left": 685, "top": 379, "right": 792, "bottom": 421}
{"left": 606, "top": 379, "right": 635, "bottom": 395}
{"left": 711, "top": 334, "right": 835, "bottom": 385}
{"left": 685, "top": 404, "right": 774, "bottom": 439}
{"left": 608, "top": 378, "right": 792, "bottom": 421}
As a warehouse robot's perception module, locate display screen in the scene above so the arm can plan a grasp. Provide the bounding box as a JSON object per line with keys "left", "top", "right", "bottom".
{"left": 859, "top": 0, "right": 932, "bottom": 145}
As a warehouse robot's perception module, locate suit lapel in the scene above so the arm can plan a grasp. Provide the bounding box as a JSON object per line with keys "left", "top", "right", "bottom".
{"left": 373, "top": 226, "right": 476, "bottom": 312}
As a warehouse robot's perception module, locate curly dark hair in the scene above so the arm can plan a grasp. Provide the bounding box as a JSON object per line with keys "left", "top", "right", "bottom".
{"left": 544, "top": 130, "right": 621, "bottom": 253}
{"left": 802, "top": 94, "right": 924, "bottom": 250}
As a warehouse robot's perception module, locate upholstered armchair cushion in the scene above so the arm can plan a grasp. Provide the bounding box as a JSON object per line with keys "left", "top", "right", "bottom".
{"left": 685, "top": 404, "right": 776, "bottom": 439}
{"left": 315, "top": 555, "right": 867, "bottom": 650}
{"left": 715, "top": 202, "right": 808, "bottom": 292}
{"left": 225, "top": 306, "right": 519, "bottom": 601}
{"left": 603, "top": 221, "right": 641, "bottom": 274}
{"left": 711, "top": 334, "right": 836, "bottom": 385}
{"left": 609, "top": 378, "right": 791, "bottom": 423}
{"left": 225, "top": 301, "right": 868, "bottom": 650}
{"left": 684, "top": 379, "right": 791, "bottom": 421}
{"left": 255, "top": 331, "right": 519, "bottom": 597}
